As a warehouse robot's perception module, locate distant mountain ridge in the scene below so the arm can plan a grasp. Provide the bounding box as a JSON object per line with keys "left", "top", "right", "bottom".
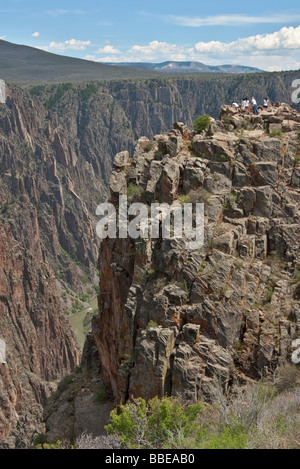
{"left": 0, "top": 39, "right": 265, "bottom": 85}
{"left": 104, "top": 61, "right": 265, "bottom": 74}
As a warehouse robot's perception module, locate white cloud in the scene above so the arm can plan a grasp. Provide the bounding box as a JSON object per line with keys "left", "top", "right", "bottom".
{"left": 84, "top": 54, "right": 97, "bottom": 61}
{"left": 97, "top": 26, "right": 299, "bottom": 71}
{"left": 32, "top": 32, "right": 39, "bottom": 37}
{"left": 35, "top": 26, "right": 300, "bottom": 72}
{"left": 127, "top": 40, "right": 194, "bottom": 62}
{"left": 38, "top": 38, "right": 91, "bottom": 52}
{"left": 95, "top": 45, "right": 121, "bottom": 54}
{"left": 167, "top": 13, "right": 300, "bottom": 27}
{"left": 194, "top": 26, "right": 300, "bottom": 55}
{"left": 94, "top": 56, "right": 121, "bottom": 63}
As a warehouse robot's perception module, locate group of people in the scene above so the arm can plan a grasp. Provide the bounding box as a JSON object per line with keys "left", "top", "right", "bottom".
{"left": 232, "top": 97, "right": 270, "bottom": 115}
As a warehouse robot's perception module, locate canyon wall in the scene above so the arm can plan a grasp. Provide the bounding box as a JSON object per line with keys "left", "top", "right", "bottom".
{"left": 94, "top": 104, "right": 300, "bottom": 403}
{"left": 0, "top": 71, "right": 299, "bottom": 445}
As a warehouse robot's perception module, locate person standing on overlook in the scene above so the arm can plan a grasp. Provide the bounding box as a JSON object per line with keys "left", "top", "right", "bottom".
{"left": 251, "top": 96, "right": 259, "bottom": 115}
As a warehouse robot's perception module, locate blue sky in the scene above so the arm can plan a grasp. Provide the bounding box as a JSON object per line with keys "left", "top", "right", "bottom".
{"left": 1, "top": 0, "right": 300, "bottom": 70}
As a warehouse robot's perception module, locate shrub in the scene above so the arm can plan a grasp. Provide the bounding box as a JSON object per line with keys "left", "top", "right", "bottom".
{"left": 222, "top": 115, "right": 232, "bottom": 126}
{"left": 182, "top": 280, "right": 189, "bottom": 295}
{"left": 57, "top": 374, "right": 73, "bottom": 393}
{"left": 201, "top": 425, "right": 248, "bottom": 449}
{"left": 146, "top": 269, "right": 158, "bottom": 281}
{"left": 266, "top": 286, "right": 275, "bottom": 302}
{"left": 193, "top": 115, "right": 211, "bottom": 134}
{"left": 94, "top": 388, "right": 108, "bottom": 405}
{"left": 127, "top": 183, "right": 143, "bottom": 199}
{"left": 234, "top": 259, "right": 243, "bottom": 271}
{"left": 35, "top": 440, "right": 66, "bottom": 449}
{"left": 34, "top": 433, "right": 48, "bottom": 446}
{"left": 220, "top": 154, "right": 228, "bottom": 162}
{"left": 30, "top": 85, "right": 45, "bottom": 96}
{"left": 270, "top": 129, "right": 282, "bottom": 138}
{"left": 104, "top": 378, "right": 299, "bottom": 450}
{"left": 294, "top": 154, "right": 300, "bottom": 165}
{"left": 177, "top": 194, "right": 191, "bottom": 205}
{"left": 44, "top": 83, "right": 72, "bottom": 110}
{"left": 274, "top": 363, "right": 300, "bottom": 393}
{"left": 81, "top": 83, "right": 98, "bottom": 100}
{"left": 144, "top": 141, "right": 155, "bottom": 152}
{"left": 146, "top": 320, "right": 158, "bottom": 330}
{"left": 105, "top": 396, "right": 203, "bottom": 449}
{"left": 75, "top": 433, "right": 122, "bottom": 449}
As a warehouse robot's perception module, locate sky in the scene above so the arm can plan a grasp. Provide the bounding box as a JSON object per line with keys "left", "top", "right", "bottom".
{"left": 1, "top": 0, "right": 300, "bottom": 71}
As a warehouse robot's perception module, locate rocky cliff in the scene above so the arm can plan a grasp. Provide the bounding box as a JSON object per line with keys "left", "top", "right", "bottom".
{"left": 0, "top": 86, "right": 95, "bottom": 446}
{"left": 1, "top": 74, "right": 300, "bottom": 446}
{"left": 94, "top": 103, "right": 300, "bottom": 404}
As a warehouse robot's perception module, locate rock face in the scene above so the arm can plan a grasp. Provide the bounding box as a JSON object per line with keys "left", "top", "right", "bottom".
{"left": 0, "top": 81, "right": 299, "bottom": 446}
{"left": 94, "top": 103, "right": 300, "bottom": 404}
{"left": 0, "top": 87, "right": 94, "bottom": 446}
{"left": 0, "top": 223, "right": 81, "bottom": 447}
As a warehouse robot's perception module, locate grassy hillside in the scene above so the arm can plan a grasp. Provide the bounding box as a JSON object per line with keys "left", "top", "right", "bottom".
{"left": 0, "top": 39, "right": 160, "bottom": 84}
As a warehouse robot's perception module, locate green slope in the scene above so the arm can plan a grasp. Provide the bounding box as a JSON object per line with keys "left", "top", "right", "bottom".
{"left": 0, "top": 39, "right": 160, "bottom": 84}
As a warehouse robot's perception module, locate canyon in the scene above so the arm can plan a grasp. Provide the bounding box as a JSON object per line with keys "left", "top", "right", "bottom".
{"left": 0, "top": 73, "right": 300, "bottom": 447}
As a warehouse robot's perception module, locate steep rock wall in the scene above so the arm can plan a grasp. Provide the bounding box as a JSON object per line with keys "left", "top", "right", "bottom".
{"left": 94, "top": 104, "right": 300, "bottom": 404}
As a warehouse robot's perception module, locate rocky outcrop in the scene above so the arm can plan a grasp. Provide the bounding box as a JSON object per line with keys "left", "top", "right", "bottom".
{"left": 1, "top": 80, "right": 300, "bottom": 446}
{"left": 94, "top": 103, "right": 300, "bottom": 404}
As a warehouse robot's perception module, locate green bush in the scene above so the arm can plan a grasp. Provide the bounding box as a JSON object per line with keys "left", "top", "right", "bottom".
{"left": 105, "top": 379, "right": 300, "bottom": 450}
{"left": 266, "top": 286, "right": 275, "bottom": 302}
{"left": 34, "top": 433, "right": 48, "bottom": 446}
{"left": 146, "top": 269, "right": 158, "bottom": 281}
{"left": 30, "top": 85, "right": 45, "bottom": 96}
{"left": 80, "top": 294, "right": 88, "bottom": 302}
{"left": 81, "top": 83, "right": 98, "bottom": 100}
{"left": 35, "top": 440, "right": 65, "bottom": 449}
{"left": 94, "top": 388, "right": 108, "bottom": 405}
{"left": 127, "top": 183, "right": 143, "bottom": 199}
{"left": 193, "top": 115, "right": 211, "bottom": 134}
{"left": 201, "top": 425, "right": 248, "bottom": 449}
{"left": 270, "top": 129, "right": 283, "bottom": 138}
{"left": 44, "top": 83, "right": 72, "bottom": 110}
{"left": 294, "top": 154, "right": 300, "bottom": 165}
{"left": 105, "top": 396, "right": 203, "bottom": 449}
{"left": 146, "top": 320, "right": 158, "bottom": 330}
{"left": 57, "top": 374, "right": 73, "bottom": 393}
{"left": 177, "top": 195, "right": 191, "bottom": 205}
{"left": 144, "top": 141, "right": 155, "bottom": 152}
